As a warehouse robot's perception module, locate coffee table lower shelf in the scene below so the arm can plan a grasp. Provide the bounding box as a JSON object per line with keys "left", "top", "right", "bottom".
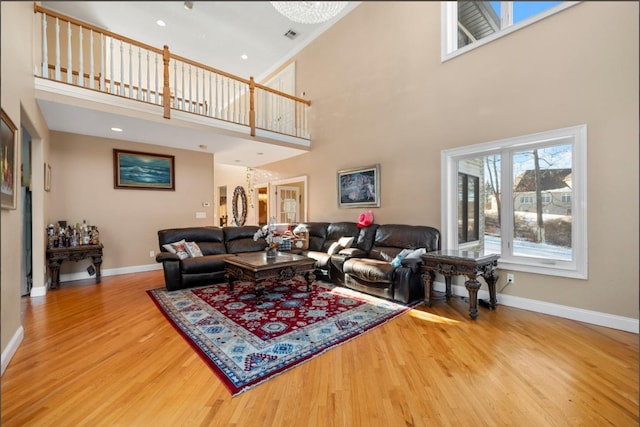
{"left": 224, "top": 252, "right": 316, "bottom": 305}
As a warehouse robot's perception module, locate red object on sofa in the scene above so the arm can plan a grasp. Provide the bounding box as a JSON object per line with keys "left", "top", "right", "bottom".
{"left": 357, "top": 211, "right": 373, "bottom": 228}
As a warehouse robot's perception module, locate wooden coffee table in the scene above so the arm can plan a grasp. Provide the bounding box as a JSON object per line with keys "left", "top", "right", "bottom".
{"left": 224, "top": 252, "right": 316, "bottom": 305}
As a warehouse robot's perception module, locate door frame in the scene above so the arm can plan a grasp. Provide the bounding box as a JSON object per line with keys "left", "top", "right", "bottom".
{"left": 268, "top": 175, "right": 307, "bottom": 223}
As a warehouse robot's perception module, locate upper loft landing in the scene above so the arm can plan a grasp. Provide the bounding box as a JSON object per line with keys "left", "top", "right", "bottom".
{"left": 33, "top": 4, "right": 311, "bottom": 167}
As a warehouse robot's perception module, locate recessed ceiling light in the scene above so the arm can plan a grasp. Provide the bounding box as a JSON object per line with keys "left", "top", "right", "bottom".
{"left": 234, "top": 160, "right": 241, "bottom": 163}
{"left": 111, "top": 127, "right": 123, "bottom": 132}
{"left": 156, "top": 19, "right": 166, "bottom": 27}
{"left": 241, "top": 54, "right": 248, "bottom": 60}
{"left": 257, "top": 152, "right": 264, "bottom": 155}
{"left": 198, "top": 144, "right": 207, "bottom": 149}
{"left": 184, "top": 1, "right": 193, "bottom": 10}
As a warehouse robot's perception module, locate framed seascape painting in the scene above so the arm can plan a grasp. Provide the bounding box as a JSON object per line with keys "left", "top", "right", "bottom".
{"left": 1, "top": 109, "right": 18, "bottom": 209}
{"left": 337, "top": 164, "right": 380, "bottom": 208}
{"left": 113, "top": 149, "right": 175, "bottom": 190}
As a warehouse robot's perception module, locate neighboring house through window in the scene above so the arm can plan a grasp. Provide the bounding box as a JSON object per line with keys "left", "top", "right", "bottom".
{"left": 441, "top": 1, "right": 579, "bottom": 61}
{"left": 441, "top": 125, "right": 587, "bottom": 279}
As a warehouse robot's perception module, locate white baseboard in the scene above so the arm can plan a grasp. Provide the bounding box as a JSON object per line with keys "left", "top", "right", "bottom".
{"left": 432, "top": 281, "right": 639, "bottom": 334}
{"left": 59, "top": 263, "right": 162, "bottom": 283}
{"left": 1, "top": 326, "right": 24, "bottom": 376}
{"left": 30, "top": 285, "right": 47, "bottom": 297}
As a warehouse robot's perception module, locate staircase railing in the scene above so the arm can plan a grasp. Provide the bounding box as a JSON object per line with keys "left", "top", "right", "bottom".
{"left": 33, "top": 4, "right": 311, "bottom": 140}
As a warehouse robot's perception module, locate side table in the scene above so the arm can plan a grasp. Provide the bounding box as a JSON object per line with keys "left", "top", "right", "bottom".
{"left": 421, "top": 250, "right": 499, "bottom": 320}
{"left": 46, "top": 244, "right": 104, "bottom": 289}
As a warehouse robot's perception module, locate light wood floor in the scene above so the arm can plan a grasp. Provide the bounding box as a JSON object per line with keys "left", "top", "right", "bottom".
{"left": 2, "top": 270, "right": 638, "bottom": 426}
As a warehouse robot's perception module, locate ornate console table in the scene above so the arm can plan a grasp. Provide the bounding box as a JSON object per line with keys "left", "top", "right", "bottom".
{"left": 46, "top": 244, "right": 104, "bottom": 289}
{"left": 421, "top": 250, "right": 499, "bottom": 320}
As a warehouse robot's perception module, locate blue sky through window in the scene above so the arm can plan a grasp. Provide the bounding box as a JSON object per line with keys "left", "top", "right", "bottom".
{"left": 489, "top": 1, "right": 563, "bottom": 25}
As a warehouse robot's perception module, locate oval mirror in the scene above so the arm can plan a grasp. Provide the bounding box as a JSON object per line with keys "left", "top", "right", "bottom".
{"left": 232, "top": 186, "right": 247, "bottom": 226}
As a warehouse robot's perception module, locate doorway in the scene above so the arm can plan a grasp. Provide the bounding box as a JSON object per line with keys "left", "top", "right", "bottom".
{"left": 218, "top": 185, "right": 228, "bottom": 226}
{"left": 21, "top": 126, "right": 33, "bottom": 296}
{"left": 268, "top": 176, "right": 307, "bottom": 223}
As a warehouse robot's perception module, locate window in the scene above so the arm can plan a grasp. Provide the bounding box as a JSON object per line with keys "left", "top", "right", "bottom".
{"left": 441, "top": 125, "right": 587, "bottom": 279}
{"left": 458, "top": 173, "right": 480, "bottom": 243}
{"left": 441, "top": 1, "right": 579, "bottom": 61}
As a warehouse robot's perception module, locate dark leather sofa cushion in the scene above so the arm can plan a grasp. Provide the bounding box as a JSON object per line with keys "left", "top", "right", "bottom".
{"left": 301, "top": 222, "right": 329, "bottom": 251}
{"left": 181, "top": 254, "right": 230, "bottom": 274}
{"left": 158, "top": 227, "right": 225, "bottom": 256}
{"left": 320, "top": 222, "right": 361, "bottom": 252}
{"left": 343, "top": 258, "right": 395, "bottom": 284}
{"left": 224, "top": 226, "right": 267, "bottom": 253}
{"left": 368, "top": 224, "right": 440, "bottom": 261}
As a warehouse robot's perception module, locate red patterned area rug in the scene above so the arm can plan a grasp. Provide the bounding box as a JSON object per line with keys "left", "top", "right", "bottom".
{"left": 147, "top": 278, "right": 412, "bottom": 396}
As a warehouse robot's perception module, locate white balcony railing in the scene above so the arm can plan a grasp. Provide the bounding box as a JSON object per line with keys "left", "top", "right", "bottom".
{"left": 34, "top": 4, "right": 311, "bottom": 140}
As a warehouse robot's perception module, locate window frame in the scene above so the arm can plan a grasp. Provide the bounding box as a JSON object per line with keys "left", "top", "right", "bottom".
{"left": 458, "top": 172, "right": 480, "bottom": 244}
{"left": 441, "top": 1, "right": 580, "bottom": 62}
{"left": 441, "top": 124, "right": 588, "bottom": 279}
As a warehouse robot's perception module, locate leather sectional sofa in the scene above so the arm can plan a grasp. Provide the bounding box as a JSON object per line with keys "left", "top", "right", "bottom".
{"left": 156, "top": 222, "right": 440, "bottom": 304}
{"left": 156, "top": 226, "right": 266, "bottom": 291}
{"left": 297, "top": 222, "right": 440, "bottom": 304}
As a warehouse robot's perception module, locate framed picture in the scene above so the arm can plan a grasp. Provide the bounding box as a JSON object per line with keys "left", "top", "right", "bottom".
{"left": 44, "top": 163, "right": 52, "bottom": 192}
{"left": 1, "top": 109, "right": 18, "bottom": 210}
{"left": 337, "top": 164, "right": 380, "bottom": 208}
{"left": 113, "top": 149, "right": 175, "bottom": 190}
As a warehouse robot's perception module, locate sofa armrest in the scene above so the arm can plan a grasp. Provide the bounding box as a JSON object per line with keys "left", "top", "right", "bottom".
{"left": 338, "top": 247, "right": 368, "bottom": 258}
{"left": 156, "top": 252, "right": 180, "bottom": 263}
{"left": 155, "top": 252, "right": 182, "bottom": 291}
{"left": 401, "top": 258, "right": 422, "bottom": 273}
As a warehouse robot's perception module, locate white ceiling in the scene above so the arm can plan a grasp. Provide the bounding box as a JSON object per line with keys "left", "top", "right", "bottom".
{"left": 38, "top": 1, "right": 359, "bottom": 166}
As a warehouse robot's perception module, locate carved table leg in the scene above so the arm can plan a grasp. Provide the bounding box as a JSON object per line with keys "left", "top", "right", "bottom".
{"left": 225, "top": 271, "right": 235, "bottom": 292}
{"left": 254, "top": 280, "right": 265, "bottom": 306}
{"left": 92, "top": 255, "right": 102, "bottom": 284}
{"left": 422, "top": 270, "right": 435, "bottom": 307}
{"left": 483, "top": 269, "right": 499, "bottom": 309}
{"left": 444, "top": 275, "right": 453, "bottom": 299}
{"left": 49, "top": 260, "right": 62, "bottom": 289}
{"left": 304, "top": 271, "right": 316, "bottom": 292}
{"left": 464, "top": 275, "right": 481, "bottom": 320}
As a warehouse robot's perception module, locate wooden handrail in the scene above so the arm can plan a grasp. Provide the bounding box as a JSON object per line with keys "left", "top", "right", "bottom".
{"left": 34, "top": 4, "right": 164, "bottom": 55}
{"left": 34, "top": 2, "right": 312, "bottom": 138}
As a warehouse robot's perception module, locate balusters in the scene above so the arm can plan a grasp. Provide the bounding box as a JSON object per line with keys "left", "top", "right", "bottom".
{"left": 89, "top": 29, "right": 94, "bottom": 89}
{"left": 55, "top": 17, "right": 61, "bottom": 80}
{"left": 41, "top": 14, "right": 48, "bottom": 77}
{"left": 137, "top": 48, "right": 142, "bottom": 100}
{"left": 155, "top": 54, "right": 159, "bottom": 104}
{"left": 145, "top": 51, "right": 150, "bottom": 102}
{"left": 188, "top": 65, "right": 193, "bottom": 112}
{"left": 67, "top": 22, "right": 72, "bottom": 83}
{"left": 119, "top": 42, "right": 124, "bottom": 95}
{"left": 128, "top": 44, "right": 133, "bottom": 98}
{"left": 173, "top": 60, "right": 178, "bottom": 108}
{"left": 78, "top": 26, "right": 84, "bottom": 87}
{"left": 100, "top": 34, "right": 105, "bottom": 91}
{"left": 215, "top": 74, "right": 219, "bottom": 118}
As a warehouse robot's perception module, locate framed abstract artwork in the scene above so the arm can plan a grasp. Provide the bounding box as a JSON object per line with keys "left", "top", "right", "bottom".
{"left": 113, "top": 149, "right": 175, "bottom": 190}
{"left": 1, "top": 109, "right": 18, "bottom": 209}
{"left": 337, "top": 164, "right": 380, "bottom": 208}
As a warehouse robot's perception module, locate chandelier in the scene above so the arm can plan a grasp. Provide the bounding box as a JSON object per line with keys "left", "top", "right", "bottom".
{"left": 271, "top": 2, "right": 348, "bottom": 25}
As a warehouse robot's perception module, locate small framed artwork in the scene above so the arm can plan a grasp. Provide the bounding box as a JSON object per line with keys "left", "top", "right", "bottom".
{"left": 337, "top": 164, "right": 380, "bottom": 208}
{"left": 113, "top": 149, "right": 175, "bottom": 190}
{"left": 1, "top": 109, "right": 18, "bottom": 210}
{"left": 44, "top": 163, "right": 52, "bottom": 192}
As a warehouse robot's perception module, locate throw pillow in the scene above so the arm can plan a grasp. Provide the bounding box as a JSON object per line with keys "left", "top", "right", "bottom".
{"left": 405, "top": 248, "right": 427, "bottom": 259}
{"left": 338, "top": 236, "right": 355, "bottom": 248}
{"left": 390, "top": 249, "right": 413, "bottom": 268}
{"left": 163, "top": 239, "right": 190, "bottom": 260}
{"left": 327, "top": 241, "right": 343, "bottom": 255}
{"left": 185, "top": 241, "right": 203, "bottom": 258}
